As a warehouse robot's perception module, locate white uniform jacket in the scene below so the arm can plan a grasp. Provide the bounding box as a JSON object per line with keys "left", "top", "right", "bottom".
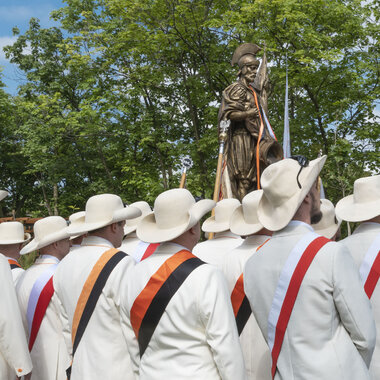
{"left": 0, "top": 254, "right": 32, "bottom": 380}
{"left": 53, "top": 236, "right": 136, "bottom": 380}
{"left": 244, "top": 221, "right": 376, "bottom": 380}
{"left": 17, "top": 255, "right": 70, "bottom": 380}
{"left": 193, "top": 231, "right": 242, "bottom": 269}
{"left": 222, "top": 235, "right": 272, "bottom": 380}
{"left": 341, "top": 222, "right": 380, "bottom": 379}
{"left": 5, "top": 256, "right": 24, "bottom": 286}
{"left": 120, "top": 232, "right": 142, "bottom": 262}
{"left": 121, "top": 242, "right": 247, "bottom": 380}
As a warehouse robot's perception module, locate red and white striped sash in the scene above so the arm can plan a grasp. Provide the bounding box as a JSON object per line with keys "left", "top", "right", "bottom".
{"left": 267, "top": 232, "right": 329, "bottom": 378}
{"left": 26, "top": 261, "right": 58, "bottom": 351}
{"left": 359, "top": 233, "right": 380, "bottom": 299}
{"left": 134, "top": 241, "right": 160, "bottom": 262}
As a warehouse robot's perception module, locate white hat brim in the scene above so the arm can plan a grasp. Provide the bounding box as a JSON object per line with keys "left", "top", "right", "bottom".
{"left": 124, "top": 225, "right": 137, "bottom": 235}
{"left": 336, "top": 195, "right": 380, "bottom": 222}
{"left": 230, "top": 205, "right": 263, "bottom": 236}
{"left": 67, "top": 206, "right": 141, "bottom": 235}
{"left": 258, "top": 156, "right": 326, "bottom": 231}
{"left": 314, "top": 223, "right": 341, "bottom": 239}
{"left": 202, "top": 216, "right": 229, "bottom": 233}
{"left": 0, "top": 233, "right": 31, "bottom": 245}
{"left": 0, "top": 190, "right": 8, "bottom": 201}
{"left": 21, "top": 230, "right": 70, "bottom": 255}
{"left": 137, "top": 199, "right": 215, "bottom": 243}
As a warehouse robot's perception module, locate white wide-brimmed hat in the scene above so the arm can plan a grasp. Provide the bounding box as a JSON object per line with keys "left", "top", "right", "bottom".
{"left": 0, "top": 222, "right": 31, "bottom": 245}
{"left": 124, "top": 201, "right": 152, "bottom": 235}
{"left": 21, "top": 216, "right": 71, "bottom": 255}
{"left": 137, "top": 188, "right": 215, "bottom": 244}
{"left": 336, "top": 174, "right": 380, "bottom": 222}
{"left": 313, "top": 199, "right": 342, "bottom": 239}
{"left": 69, "top": 211, "right": 86, "bottom": 240}
{"left": 230, "top": 190, "right": 264, "bottom": 236}
{"left": 202, "top": 198, "right": 241, "bottom": 233}
{"left": 67, "top": 194, "right": 141, "bottom": 236}
{"left": 0, "top": 190, "right": 8, "bottom": 201}
{"left": 258, "top": 155, "right": 327, "bottom": 231}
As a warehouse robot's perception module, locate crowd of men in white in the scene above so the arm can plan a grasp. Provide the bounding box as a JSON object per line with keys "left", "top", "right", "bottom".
{"left": 0, "top": 155, "right": 379, "bottom": 380}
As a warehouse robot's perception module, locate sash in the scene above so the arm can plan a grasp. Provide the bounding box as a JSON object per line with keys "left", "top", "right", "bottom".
{"left": 26, "top": 263, "right": 58, "bottom": 351}
{"left": 267, "top": 232, "right": 329, "bottom": 378}
{"left": 67, "top": 248, "right": 128, "bottom": 379}
{"left": 359, "top": 233, "right": 380, "bottom": 299}
{"left": 130, "top": 249, "right": 204, "bottom": 358}
{"left": 231, "top": 273, "right": 251, "bottom": 335}
{"left": 8, "top": 258, "right": 22, "bottom": 270}
{"left": 134, "top": 241, "right": 160, "bottom": 262}
{"left": 231, "top": 238, "right": 270, "bottom": 335}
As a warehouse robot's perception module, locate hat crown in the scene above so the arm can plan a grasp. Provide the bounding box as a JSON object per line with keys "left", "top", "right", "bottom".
{"left": 34, "top": 216, "right": 68, "bottom": 242}
{"left": 0, "top": 222, "right": 25, "bottom": 242}
{"left": 125, "top": 201, "right": 151, "bottom": 227}
{"left": 154, "top": 189, "right": 194, "bottom": 229}
{"left": 315, "top": 199, "right": 338, "bottom": 229}
{"left": 214, "top": 199, "right": 241, "bottom": 223}
{"left": 242, "top": 191, "right": 262, "bottom": 224}
{"left": 261, "top": 159, "right": 300, "bottom": 206}
{"left": 354, "top": 175, "right": 380, "bottom": 204}
{"left": 85, "top": 194, "right": 124, "bottom": 224}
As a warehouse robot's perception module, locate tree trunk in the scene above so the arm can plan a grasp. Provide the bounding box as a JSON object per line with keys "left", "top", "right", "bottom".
{"left": 40, "top": 180, "right": 53, "bottom": 216}
{"left": 53, "top": 183, "right": 59, "bottom": 216}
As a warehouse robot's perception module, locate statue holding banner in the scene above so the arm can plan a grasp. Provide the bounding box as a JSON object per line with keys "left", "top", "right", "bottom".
{"left": 218, "top": 43, "right": 283, "bottom": 201}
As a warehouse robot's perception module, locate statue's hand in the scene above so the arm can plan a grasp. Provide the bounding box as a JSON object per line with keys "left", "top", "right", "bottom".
{"left": 245, "top": 107, "right": 259, "bottom": 119}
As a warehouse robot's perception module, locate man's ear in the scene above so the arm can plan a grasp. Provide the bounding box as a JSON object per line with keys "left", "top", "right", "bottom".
{"left": 109, "top": 223, "right": 118, "bottom": 234}
{"left": 304, "top": 192, "right": 312, "bottom": 206}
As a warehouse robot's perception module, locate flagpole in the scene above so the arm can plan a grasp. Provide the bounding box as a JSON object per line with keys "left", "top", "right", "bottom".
{"left": 283, "top": 53, "right": 291, "bottom": 158}
{"left": 209, "top": 120, "right": 230, "bottom": 240}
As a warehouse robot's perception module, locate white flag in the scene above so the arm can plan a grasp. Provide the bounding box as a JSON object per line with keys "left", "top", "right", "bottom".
{"left": 283, "top": 56, "right": 291, "bottom": 158}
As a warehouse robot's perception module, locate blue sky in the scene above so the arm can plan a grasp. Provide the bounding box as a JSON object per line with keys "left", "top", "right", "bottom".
{"left": 0, "top": 0, "right": 64, "bottom": 95}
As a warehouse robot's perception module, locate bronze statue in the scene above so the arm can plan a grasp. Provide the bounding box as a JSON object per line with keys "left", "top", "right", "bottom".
{"left": 218, "top": 43, "right": 283, "bottom": 201}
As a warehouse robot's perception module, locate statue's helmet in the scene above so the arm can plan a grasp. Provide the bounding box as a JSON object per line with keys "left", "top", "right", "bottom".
{"left": 231, "top": 43, "right": 261, "bottom": 75}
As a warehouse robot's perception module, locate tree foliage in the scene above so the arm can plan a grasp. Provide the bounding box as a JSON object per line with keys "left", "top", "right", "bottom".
{"left": 0, "top": 0, "right": 378, "bottom": 220}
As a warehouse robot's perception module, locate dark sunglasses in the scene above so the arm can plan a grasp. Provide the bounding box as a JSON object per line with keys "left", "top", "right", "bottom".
{"left": 290, "top": 155, "right": 309, "bottom": 189}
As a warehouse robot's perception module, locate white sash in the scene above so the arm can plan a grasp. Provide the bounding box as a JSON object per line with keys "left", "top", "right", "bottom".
{"left": 359, "top": 233, "right": 380, "bottom": 286}
{"left": 267, "top": 231, "right": 319, "bottom": 352}
{"left": 133, "top": 241, "right": 150, "bottom": 262}
{"left": 26, "top": 262, "right": 58, "bottom": 335}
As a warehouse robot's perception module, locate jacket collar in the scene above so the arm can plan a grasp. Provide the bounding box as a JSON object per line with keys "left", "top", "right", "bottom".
{"left": 123, "top": 231, "right": 137, "bottom": 240}
{"left": 273, "top": 220, "right": 314, "bottom": 238}
{"left": 81, "top": 235, "right": 114, "bottom": 248}
{"left": 154, "top": 242, "right": 188, "bottom": 256}
{"left": 353, "top": 222, "right": 380, "bottom": 235}
{"left": 35, "top": 254, "right": 60, "bottom": 264}
{"left": 241, "top": 234, "right": 271, "bottom": 248}
{"left": 213, "top": 230, "right": 241, "bottom": 239}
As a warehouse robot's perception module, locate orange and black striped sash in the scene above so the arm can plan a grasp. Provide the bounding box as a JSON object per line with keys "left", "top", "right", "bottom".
{"left": 130, "top": 249, "right": 204, "bottom": 357}
{"left": 8, "top": 258, "right": 21, "bottom": 270}
{"left": 67, "top": 247, "right": 127, "bottom": 378}
{"left": 231, "top": 239, "right": 270, "bottom": 335}
{"left": 231, "top": 274, "right": 251, "bottom": 335}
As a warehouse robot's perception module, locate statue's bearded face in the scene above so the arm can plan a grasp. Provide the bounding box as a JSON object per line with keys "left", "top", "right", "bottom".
{"left": 242, "top": 63, "right": 259, "bottom": 83}
{"left": 239, "top": 55, "right": 260, "bottom": 83}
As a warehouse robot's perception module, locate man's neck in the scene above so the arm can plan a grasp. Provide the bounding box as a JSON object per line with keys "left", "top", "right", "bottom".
{"left": 0, "top": 246, "right": 20, "bottom": 260}
{"left": 88, "top": 232, "right": 115, "bottom": 247}
{"left": 39, "top": 250, "right": 62, "bottom": 261}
